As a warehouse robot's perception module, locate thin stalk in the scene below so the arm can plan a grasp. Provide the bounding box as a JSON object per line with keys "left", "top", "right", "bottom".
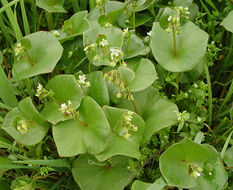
{"left": 80, "top": 85, "right": 88, "bottom": 96}
{"left": 51, "top": 0, "right": 55, "bottom": 6}
{"left": 49, "top": 95, "right": 62, "bottom": 105}
{"left": 132, "top": 1, "right": 136, "bottom": 33}
{"left": 132, "top": 99, "right": 139, "bottom": 115}
{"left": 205, "top": 65, "right": 213, "bottom": 127}
{"left": 88, "top": 61, "right": 91, "bottom": 73}
{"left": 37, "top": 10, "right": 44, "bottom": 31}
{"left": 172, "top": 26, "right": 178, "bottom": 58}
{"left": 20, "top": 0, "right": 30, "bottom": 35}
{"left": 24, "top": 49, "right": 34, "bottom": 66}
{"left": 175, "top": 73, "right": 179, "bottom": 94}
{"left": 75, "top": 117, "right": 88, "bottom": 127}
{"left": 31, "top": 1, "right": 37, "bottom": 32}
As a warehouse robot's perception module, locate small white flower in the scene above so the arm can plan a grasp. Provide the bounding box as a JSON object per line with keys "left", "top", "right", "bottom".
{"left": 184, "top": 92, "right": 188, "bottom": 97}
{"left": 36, "top": 83, "right": 43, "bottom": 92}
{"left": 99, "top": 39, "right": 109, "bottom": 47}
{"left": 110, "top": 48, "right": 123, "bottom": 60}
{"left": 194, "top": 83, "right": 198, "bottom": 88}
{"left": 52, "top": 30, "right": 60, "bottom": 37}
{"left": 79, "top": 75, "right": 86, "bottom": 84}
{"left": 196, "top": 172, "right": 201, "bottom": 177}
{"left": 209, "top": 172, "right": 212, "bottom": 176}
{"left": 147, "top": 31, "right": 152, "bottom": 37}
{"left": 197, "top": 116, "right": 201, "bottom": 122}
{"left": 123, "top": 28, "right": 129, "bottom": 37}
{"left": 168, "top": 15, "right": 172, "bottom": 21}
{"left": 61, "top": 103, "right": 67, "bottom": 109}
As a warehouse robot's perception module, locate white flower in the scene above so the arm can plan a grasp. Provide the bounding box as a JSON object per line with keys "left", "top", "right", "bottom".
{"left": 99, "top": 39, "right": 109, "bottom": 47}
{"left": 196, "top": 172, "right": 201, "bottom": 177}
{"left": 168, "top": 15, "right": 172, "bottom": 21}
{"left": 123, "top": 28, "right": 129, "bottom": 37}
{"left": 194, "top": 83, "right": 198, "bottom": 88}
{"left": 79, "top": 75, "right": 86, "bottom": 85}
{"left": 147, "top": 31, "right": 152, "bottom": 37}
{"left": 36, "top": 83, "right": 43, "bottom": 92}
{"left": 110, "top": 48, "right": 123, "bottom": 60}
{"left": 197, "top": 116, "right": 201, "bottom": 122}
{"left": 209, "top": 172, "right": 212, "bottom": 176}
{"left": 52, "top": 30, "right": 60, "bottom": 37}
{"left": 60, "top": 103, "right": 67, "bottom": 109}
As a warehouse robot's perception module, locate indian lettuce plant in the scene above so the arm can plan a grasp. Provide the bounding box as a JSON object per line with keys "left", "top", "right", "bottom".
{"left": 0, "top": 0, "right": 232, "bottom": 189}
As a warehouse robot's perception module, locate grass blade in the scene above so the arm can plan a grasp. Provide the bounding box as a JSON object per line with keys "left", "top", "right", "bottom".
{"left": 20, "top": 0, "right": 30, "bottom": 35}
{"left": 220, "top": 131, "right": 233, "bottom": 159}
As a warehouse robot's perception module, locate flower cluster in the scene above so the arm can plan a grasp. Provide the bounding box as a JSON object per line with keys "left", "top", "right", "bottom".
{"left": 189, "top": 163, "right": 203, "bottom": 178}
{"left": 84, "top": 43, "right": 97, "bottom": 53}
{"left": 14, "top": 43, "right": 25, "bottom": 60}
{"left": 35, "top": 83, "right": 54, "bottom": 100}
{"left": 59, "top": 100, "right": 79, "bottom": 119}
{"left": 166, "top": 6, "right": 190, "bottom": 34}
{"left": 121, "top": 111, "right": 137, "bottom": 139}
{"left": 109, "top": 48, "right": 123, "bottom": 67}
{"left": 99, "top": 39, "right": 109, "bottom": 47}
{"left": 77, "top": 74, "right": 90, "bottom": 87}
{"left": 123, "top": 28, "right": 129, "bottom": 38}
{"left": 52, "top": 30, "right": 60, "bottom": 38}
{"left": 16, "top": 120, "right": 30, "bottom": 134}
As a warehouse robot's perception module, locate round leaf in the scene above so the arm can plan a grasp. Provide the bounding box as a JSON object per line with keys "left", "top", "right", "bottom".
{"left": 13, "top": 31, "right": 63, "bottom": 80}
{"left": 53, "top": 96, "right": 111, "bottom": 157}
{"left": 96, "top": 106, "right": 145, "bottom": 161}
{"left": 150, "top": 22, "right": 208, "bottom": 72}
{"left": 117, "top": 87, "right": 178, "bottom": 144}
{"left": 72, "top": 155, "right": 134, "bottom": 190}
{"left": 126, "top": 58, "right": 157, "bottom": 92}
{"left": 36, "top": 0, "right": 66, "bottom": 13}
{"left": 221, "top": 11, "right": 233, "bottom": 33}
{"left": 3, "top": 97, "right": 50, "bottom": 146}
{"left": 40, "top": 75, "right": 83, "bottom": 124}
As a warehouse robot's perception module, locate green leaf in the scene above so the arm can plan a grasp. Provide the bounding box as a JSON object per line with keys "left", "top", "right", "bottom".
{"left": 224, "top": 146, "right": 233, "bottom": 167}
{"left": 0, "top": 136, "right": 12, "bottom": 149}
{"left": 72, "top": 155, "right": 134, "bottom": 190}
{"left": 191, "top": 145, "right": 228, "bottom": 190}
{"left": 221, "top": 11, "right": 233, "bottom": 33}
{"left": 118, "top": 66, "right": 135, "bottom": 83}
{"left": 131, "top": 180, "right": 151, "bottom": 190}
{"left": 41, "top": 75, "right": 83, "bottom": 124}
{"left": 123, "top": 34, "right": 150, "bottom": 59}
{"left": 0, "top": 180, "right": 10, "bottom": 190}
{"left": 13, "top": 31, "right": 63, "bottom": 80}
{"left": 86, "top": 71, "right": 109, "bottom": 106}
{"left": 174, "top": 0, "right": 193, "bottom": 7}
{"left": 150, "top": 22, "right": 208, "bottom": 72}
{"left": 160, "top": 138, "right": 227, "bottom": 189}
{"left": 36, "top": 0, "right": 66, "bottom": 13}
{"left": 135, "top": 0, "right": 157, "bottom": 12}
{"left": 62, "top": 11, "right": 89, "bottom": 41}
{"left": 96, "top": 106, "right": 145, "bottom": 161}
{"left": 117, "top": 87, "right": 178, "bottom": 144}
{"left": 126, "top": 58, "right": 157, "bottom": 92}
{"left": 53, "top": 96, "right": 110, "bottom": 157}
{"left": 3, "top": 97, "right": 50, "bottom": 146}
{"left": 131, "top": 177, "right": 166, "bottom": 190}
{"left": 0, "top": 51, "right": 18, "bottom": 107}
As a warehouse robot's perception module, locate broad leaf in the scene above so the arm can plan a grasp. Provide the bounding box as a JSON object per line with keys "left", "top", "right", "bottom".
{"left": 221, "top": 11, "right": 233, "bottom": 33}
{"left": 41, "top": 75, "right": 83, "bottom": 124}
{"left": 86, "top": 71, "right": 109, "bottom": 106}
{"left": 131, "top": 178, "right": 166, "bottom": 190}
{"left": 151, "top": 22, "right": 208, "bottom": 72}
{"left": 53, "top": 96, "right": 110, "bottom": 157}
{"left": 13, "top": 32, "right": 63, "bottom": 80}
{"left": 126, "top": 58, "right": 157, "bottom": 92}
{"left": 72, "top": 155, "right": 134, "bottom": 190}
{"left": 160, "top": 138, "right": 227, "bottom": 189}
{"left": 3, "top": 97, "right": 50, "bottom": 146}
{"left": 223, "top": 146, "right": 233, "bottom": 167}
{"left": 96, "top": 106, "right": 145, "bottom": 161}
{"left": 36, "top": 0, "right": 66, "bottom": 13}
{"left": 117, "top": 87, "right": 178, "bottom": 143}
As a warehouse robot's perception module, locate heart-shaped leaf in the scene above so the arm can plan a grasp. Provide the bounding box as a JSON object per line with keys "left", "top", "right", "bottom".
{"left": 126, "top": 58, "right": 157, "bottom": 92}
{"left": 117, "top": 87, "right": 178, "bottom": 144}
{"left": 62, "top": 11, "right": 89, "bottom": 41}
{"left": 221, "top": 11, "right": 233, "bottom": 33}
{"left": 160, "top": 138, "right": 227, "bottom": 189}
{"left": 53, "top": 96, "right": 110, "bottom": 157}
{"left": 150, "top": 22, "right": 208, "bottom": 72}
{"left": 72, "top": 155, "right": 134, "bottom": 190}
{"left": 86, "top": 71, "right": 109, "bottom": 106}
{"left": 40, "top": 75, "right": 83, "bottom": 124}
{"left": 2, "top": 97, "right": 50, "bottom": 146}
{"left": 36, "top": 0, "right": 66, "bottom": 13}
{"left": 96, "top": 106, "right": 145, "bottom": 161}
{"left": 13, "top": 31, "right": 63, "bottom": 80}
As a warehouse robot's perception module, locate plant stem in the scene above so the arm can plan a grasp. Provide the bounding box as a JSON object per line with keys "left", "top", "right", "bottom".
{"left": 132, "top": 0, "right": 136, "bottom": 33}
{"left": 24, "top": 49, "right": 34, "bottom": 66}
{"left": 80, "top": 85, "right": 88, "bottom": 96}
{"left": 205, "top": 65, "right": 213, "bottom": 127}
{"left": 75, "top": 117, "right": 88, "bottom": 127}
{"left": 175, "top": 73, "right": 179, "bottom": 94}
{"left": 51, "top": 0, "right": 55, "bottom": 6}
{"left": 172, "top": 26, "right": 178, "bottom": 58}
{"left": 132, "top": 99, "right": 140, "bottom": 115}
{"left": 88, "top": 61, "right": 91, "bottom": 73}
{"left": 37, "top": 10, "right": 44, "bottom": 31}
{"left": 49, "top": 95, "right": 62, "bottom": 105}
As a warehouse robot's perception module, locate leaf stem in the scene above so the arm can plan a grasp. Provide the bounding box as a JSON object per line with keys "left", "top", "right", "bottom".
{"left": 75, "top": 117, "right": 88, "bottom": 127}
{"left": 24, "top": 49, "right": 34, "bottom": 66}
{"left": 49, "top": 95, "right": 62, "bottom": 105}
{"left": 80, "top": 85, "right": 88, "bottom": 96}
{"left": 132, "top": 98, "right": 139, "bottom": 115}
{"left": 51, "top": 0, "right": 55, "bottom": 6}
{"left": 172, "top": 26, "right": 178, "bottom": 58}
{"left": 37, "top": 10, "right": 44, "bottom": 31}
{"left": 132, "top": 0, "right": 136, "bottom": 33}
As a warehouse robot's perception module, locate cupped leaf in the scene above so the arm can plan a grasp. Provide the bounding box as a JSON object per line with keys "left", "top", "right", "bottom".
{"left": 123, "top": 34, "right": 150, "bottom": 59}
{"left": 36, "top": 0, "right": 66, "bottom": 13}
{"left": 117, "top": 87, "right": 178, "bottom": 144}
{"left": 160, "top": 138, "right": 227, "bottom": 189}
{"left": 53, "top": 96, "right": 110, "bottom": 157}
{"left": 2, "top": 97, "right": 50, "bottom": 146}
{"left": 223, "top": 146, "right": 233, "bottom": 167}
{"left": 221, "top": 11, "right": 233, "bottom": 33}
{"left": 126, "top": 58, "right": 157, "bottom": 92}
{"left": 96, "top": 106, "right": 145, "bottom": 161}
{"left": 13, "top": 32, "right": 63, "bottom": 80}
{"left": 62, "top": 11, "right": 89, "bottom": 41}
{"left": 118, "top": 65, "right": 135, "bottom": 83}
{"left": 131, "top": 177, "right": 166, "bottom": 190}
{"left": 191, "top": 145, "right": 228, "bottom": 190}
{"left": 86, "top": 71, "right": 109, "bottom": 106}
{"left": 40, "top": 75, "right": 83, "bottom": 124}
{"left": 151, "top": 22, "right": 208, "bottom": 72}
{"left": 72, "top": 155, "right": 134, "bottom": 190}
{"left": 131, "top": 180, "right": 151, "bottom": 190}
